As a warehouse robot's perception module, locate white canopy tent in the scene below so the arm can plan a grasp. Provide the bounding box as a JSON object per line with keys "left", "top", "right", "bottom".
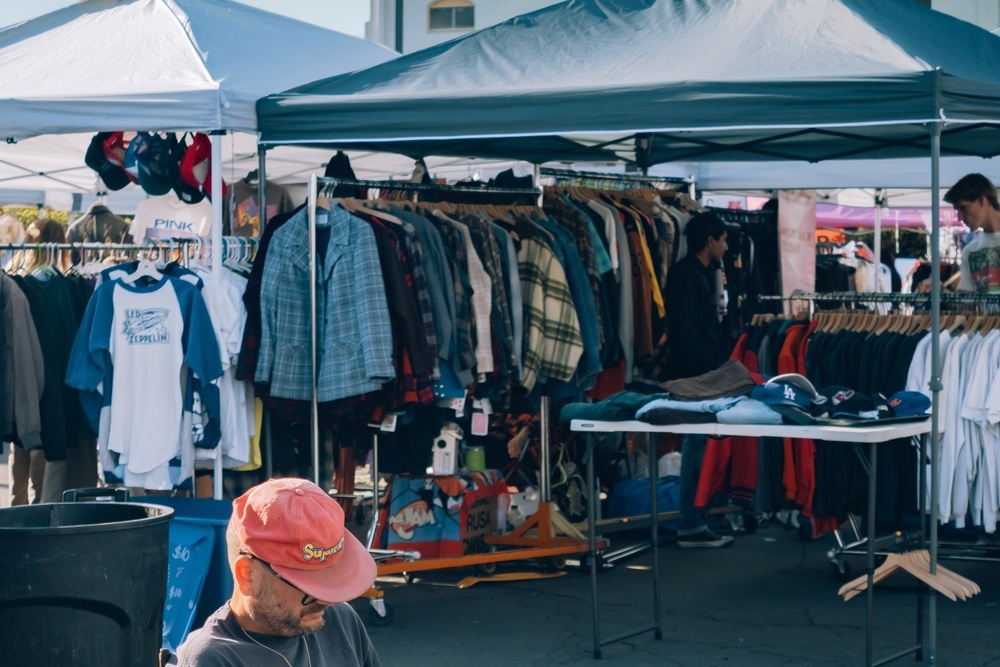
{"left": 0, "top": 0, "right": 398, "bottom": 498}
{"left": 0, "top": 0, "right": 397, "bottom": 269}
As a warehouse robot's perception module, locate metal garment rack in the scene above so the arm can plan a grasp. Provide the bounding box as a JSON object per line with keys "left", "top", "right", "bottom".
{"left": 759, "top": 291, "right": 1000, "bottom": 319}
{"left": 302, "top": 174, "right": 599, "bottom": 624}
{"left": 538, "top": 166, "right": 694, "bottom": 196}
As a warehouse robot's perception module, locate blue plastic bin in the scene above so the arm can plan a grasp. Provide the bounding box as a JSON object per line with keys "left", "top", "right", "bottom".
{"left": 136, "top": 496, "right": 233, "bottom": 648}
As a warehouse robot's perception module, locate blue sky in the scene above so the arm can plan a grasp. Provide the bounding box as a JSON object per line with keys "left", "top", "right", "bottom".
{"left": 1, "top": 0, "right": 369, "bottom": 37}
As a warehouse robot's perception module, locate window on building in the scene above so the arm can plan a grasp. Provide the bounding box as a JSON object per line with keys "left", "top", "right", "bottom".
{"left": 429, "top": 0, "right": 474, "bottom": 31}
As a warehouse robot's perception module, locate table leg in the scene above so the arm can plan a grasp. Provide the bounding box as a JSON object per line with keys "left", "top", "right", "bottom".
{"left": 866, "top": 441, "right": 877, "bottom": 667}
{"left": 588, "top": 433, "right": 601, "bottom": 659}
{"left": 647, "top": 433, "right": 662, "bottom": 639}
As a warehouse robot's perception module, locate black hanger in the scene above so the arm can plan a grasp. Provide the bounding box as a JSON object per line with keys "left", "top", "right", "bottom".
{"left": 242, "top": 169, "right": 259, "bottom": 185}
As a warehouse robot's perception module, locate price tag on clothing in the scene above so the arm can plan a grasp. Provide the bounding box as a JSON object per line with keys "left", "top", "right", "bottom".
{"left": 380, "top": 414, "right": 398, "bottom": 432}
{"left": 472, "top": 398, "right": 492, "bottom": 415}
{"left": 471, "top": 412, "right": 489, "bottom": 436}
{"left": 449, "top": 397, "right": 466, "bottom": 418}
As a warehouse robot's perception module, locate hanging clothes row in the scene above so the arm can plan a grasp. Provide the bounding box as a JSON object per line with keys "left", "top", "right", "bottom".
{"left": 1, "top": 241, "right": 89, "bottom": 505}
{"left": 709, "top": 206, "right": 782, "bottom": 336}
{"left": 62, "top": 237, "right": 261, "bottom": 493}
{"left": 703, "top": 300, "right": 1000, "bottom": 543}
{"left": 543, "top": 185, "right": 701, "bottom": 394}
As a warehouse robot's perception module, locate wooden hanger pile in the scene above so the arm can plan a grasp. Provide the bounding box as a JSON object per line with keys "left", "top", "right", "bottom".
{"left": 838, "top": 549, "right": 980, "bottom": 602}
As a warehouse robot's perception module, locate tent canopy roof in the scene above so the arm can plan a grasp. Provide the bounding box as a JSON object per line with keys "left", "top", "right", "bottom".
{"left": 258, "top": 0, "right": 1000, "bottom": 165}
{"left": 0, "top": 0, "right": 395, "bottom": 139}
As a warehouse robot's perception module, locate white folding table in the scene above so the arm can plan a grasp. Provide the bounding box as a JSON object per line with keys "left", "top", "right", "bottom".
{"left": 570, "top": 419, "right": 932, "bottom": 665}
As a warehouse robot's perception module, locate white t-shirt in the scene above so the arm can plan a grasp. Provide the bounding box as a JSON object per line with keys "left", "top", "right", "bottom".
{"left": 959, "top": 230, "right": 1000, "bottom": 293}
{"left": 130, "top": 194, "right": 212, "bottom": 241}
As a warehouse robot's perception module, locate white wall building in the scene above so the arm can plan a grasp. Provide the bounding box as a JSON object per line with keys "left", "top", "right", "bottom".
{"left": 368, "top": 1, "right": 1000, "bottom": 55}
{"left": 367, "top": 0, "right": 560, "bottom": 53}
{"left": 932, "top": 0, "right": 1000, "bottom": 31}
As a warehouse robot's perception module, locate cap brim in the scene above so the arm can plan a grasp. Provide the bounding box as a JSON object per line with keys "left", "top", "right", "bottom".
{"left": 271, "top": 531, "right": 377, "bottom": 604}
{"left": 769, "top": 404, "right": 818, "bottom": 425}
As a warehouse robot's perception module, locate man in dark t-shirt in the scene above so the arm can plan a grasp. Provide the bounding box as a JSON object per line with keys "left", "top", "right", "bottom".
{"left": 665, "top": 211, "right": 733, "bottom": 548}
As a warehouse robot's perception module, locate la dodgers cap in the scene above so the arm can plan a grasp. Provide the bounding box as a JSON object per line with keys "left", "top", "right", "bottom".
{"left": 233, "top": 478, "right": 376, "bottom": 604}
{"left": 751, "top": 377, "right": 823, "bottom": 425}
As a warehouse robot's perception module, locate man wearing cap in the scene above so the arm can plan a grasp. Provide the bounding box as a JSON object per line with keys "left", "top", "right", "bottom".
{"left": 177, "top": 478, "right": 380, "bottom": 666}
{"left": 664, "top": 211, "right": 734, "bottom": 548}
{"left": 945, "top": 173, "right": 1000, "bottom": 294}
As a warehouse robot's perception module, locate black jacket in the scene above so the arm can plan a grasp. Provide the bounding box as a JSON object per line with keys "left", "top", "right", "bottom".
{"left": 665, "top": 254, "right": 727, "bottom": 380}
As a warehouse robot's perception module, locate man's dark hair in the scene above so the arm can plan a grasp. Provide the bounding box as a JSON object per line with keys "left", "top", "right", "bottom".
{"left": 685, "top": 211, "right": 728, "bottom": 253}
{"left": 944, "top": 173, "right": 999, "bottom": 210}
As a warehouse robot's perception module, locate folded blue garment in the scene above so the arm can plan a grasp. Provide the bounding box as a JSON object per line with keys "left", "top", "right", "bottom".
{"left": 716, "top": 398, "right": 784, "bottom": 425}
{"left": 635, "top": 396, "right": 743, "bottom": 420}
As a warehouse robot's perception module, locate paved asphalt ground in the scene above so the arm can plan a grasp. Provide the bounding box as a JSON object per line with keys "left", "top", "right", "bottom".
{"left": 4, "top": 453, "right": 998, "bottom": 666}
{"left": 354, "top": 523, "right": 1000, "bottom": 667}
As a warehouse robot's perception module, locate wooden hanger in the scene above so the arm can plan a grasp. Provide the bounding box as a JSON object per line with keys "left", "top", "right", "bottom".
{"left": 838, "top": 549, "right": 979, "bottom": 602}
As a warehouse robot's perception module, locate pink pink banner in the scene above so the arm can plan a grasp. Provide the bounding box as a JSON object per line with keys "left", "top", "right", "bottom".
{"left": 816, "top": 204, "right": 961, "bottom": 229}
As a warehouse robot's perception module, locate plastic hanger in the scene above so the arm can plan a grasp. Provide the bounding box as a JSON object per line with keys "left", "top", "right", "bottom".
{"left": 121, "top": 250, "right": 163, "bottom": 285}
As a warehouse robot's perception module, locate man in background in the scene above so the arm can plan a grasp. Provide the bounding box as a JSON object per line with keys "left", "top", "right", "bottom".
{"left": 665, "top": 211, "right": 734, "bottom": 548}
{"left": 946, "top": 173, "right": 1000, "bottom": 294}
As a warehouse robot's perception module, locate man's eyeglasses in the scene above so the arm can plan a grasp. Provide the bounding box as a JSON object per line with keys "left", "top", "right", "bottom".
{"left": 241, "top": 551, "right": 317, "bottom": 606}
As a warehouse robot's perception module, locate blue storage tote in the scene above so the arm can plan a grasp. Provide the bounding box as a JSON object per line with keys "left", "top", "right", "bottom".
{"left": 137, "top": 496, "right": 233, "bottom": 648}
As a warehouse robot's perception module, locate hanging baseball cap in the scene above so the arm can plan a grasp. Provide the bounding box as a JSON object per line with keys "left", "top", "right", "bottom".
{"left": 232, "top": 478, "right": 376, "bottom": 604}
{"left": 168, "top": 133, "right": 206, "bottom": 205}
{"left": 84, "top": 132, "right": 131, "bottom": 191}
{"left": 135, "top": 132, "right": 174, "bottom": 197}
{"left": 122, "top": 132, "right": 147, "bottom": 184}
{"left": 179, "top": 132, "right": 227, "bottom": 201}
{"left": 102, "top": 132, "right": 139, "bottom": 184}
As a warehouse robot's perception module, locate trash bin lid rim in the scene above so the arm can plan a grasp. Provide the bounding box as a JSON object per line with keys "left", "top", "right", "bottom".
{"left": 0, "top": 502, "right": 174, "bottom": 535}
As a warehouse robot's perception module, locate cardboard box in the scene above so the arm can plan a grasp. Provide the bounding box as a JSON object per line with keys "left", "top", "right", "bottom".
{"left": 379, "top": 470, "right": 506, "bottom": 558}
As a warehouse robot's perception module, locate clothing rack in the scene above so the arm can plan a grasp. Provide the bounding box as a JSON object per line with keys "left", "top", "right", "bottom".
{"left": 319, "top": 177, "right": 541, "bottom": 197}
{"left": 306, "top": 174, "right": 594, "bottom": 625}
{"left": 708, "top": 206, "right": 777, "bottom": 226}
{"left": 538, "top": 167, "right": 693, "bottom": 195}
{"left": 760, "top": 291, "right": 1000, "bottom": 319}
{"left": 305, "top": 175, "right": 545, "bottom": 488}
{"left": 759, "top": 292, "right": 1000, "bottom": 304}
{"left": 0, "top": 240, "right": 199, "bottom": 252}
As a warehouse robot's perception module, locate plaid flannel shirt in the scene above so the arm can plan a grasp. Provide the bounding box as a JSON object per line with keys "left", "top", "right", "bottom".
{"left": 517, "top": 236, "right": 583, "bottom": 393}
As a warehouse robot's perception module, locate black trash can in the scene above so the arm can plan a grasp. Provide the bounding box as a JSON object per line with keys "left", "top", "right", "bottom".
{"left": 0, "top": 500, "right": 173, "bottom": 667}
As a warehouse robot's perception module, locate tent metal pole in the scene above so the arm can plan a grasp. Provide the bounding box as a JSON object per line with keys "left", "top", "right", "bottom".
{"left": 928, "top": 116, "right": 942, "bottom": 665}
{"left": 258, "top": 147, "right": 273, "bottom": 479}
{"left": 873, "top": 189, "right": 883, "bottom": 294}
{"left": 210, "top": 130, "right": 224, "bottom": 500}
{"left": 257, "top": 148, "right": 268, "bottom": 240}
{"left": 308, "top": 173, "right": 321, "bottom": 487}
